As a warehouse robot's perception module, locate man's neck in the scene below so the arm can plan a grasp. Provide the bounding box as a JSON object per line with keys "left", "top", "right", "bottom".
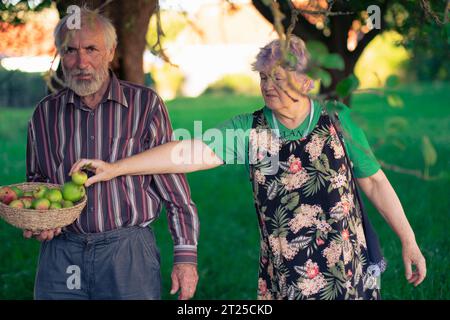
{"left": 81, "top": 74, "right": 111, "bottom": 109}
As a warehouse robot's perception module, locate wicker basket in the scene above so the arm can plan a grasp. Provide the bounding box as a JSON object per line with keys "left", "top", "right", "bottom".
{"left": 0, "top": 182, "right": 87, "bottom": 232}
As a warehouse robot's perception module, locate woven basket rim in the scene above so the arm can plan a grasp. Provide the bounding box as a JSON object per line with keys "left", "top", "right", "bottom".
{"left": 0, "top": 182, "right": 86, "bottom": 210}
{"left": 0, "top": 182, "right": 87, "bottom": 231}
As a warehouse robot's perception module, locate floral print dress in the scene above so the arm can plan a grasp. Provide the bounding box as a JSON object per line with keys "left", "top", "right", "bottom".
{"left": 249, "top": 108, "right": 383, "bottom": 300}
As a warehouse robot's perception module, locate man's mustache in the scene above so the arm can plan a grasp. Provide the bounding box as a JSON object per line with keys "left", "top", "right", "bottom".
{"left": 69, "top": 70, "right": 94, "bottom": 77}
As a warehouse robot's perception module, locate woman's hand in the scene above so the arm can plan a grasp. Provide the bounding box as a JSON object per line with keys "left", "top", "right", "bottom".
{"left": 69, "top": 159, "right": 119, "bottom": 187}
{"left": 402, "top": 241, "right": 427, "bottom": 287}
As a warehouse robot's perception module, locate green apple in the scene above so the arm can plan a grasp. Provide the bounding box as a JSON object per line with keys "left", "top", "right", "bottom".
{"left": 80, "top": 186, "right": 86, "bottom": 198}
{"left": 45, "top": 189, "right": 63, "bottom": 202}
{"left": 20, "top": 197, "right": 33, "bottom": 209}
{"left": 62, "top": 200, "right": 74, "bottom": 208}
{"left": 32, "top": 198, "right": 51, "bottom": 210}
{"left": 50, "top": 202, "right": 62, "bottom": 209}
{"left": 71, "top": 171, "right": 88, "bottom": 186}
{"left": 9, "top": 199, "right": 24, "bottom": 209}
{"left": 62, "top": 182, "right": 83, "bottom": 202}
{"left": 33, "top": 186, "right": 48, "bottom": 199}
{"left": 11, "top": 186, "right": 24, "bottom": 198}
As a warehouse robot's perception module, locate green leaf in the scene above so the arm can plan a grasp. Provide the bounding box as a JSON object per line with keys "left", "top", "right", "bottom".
{"left": 283, "top": 52, "right": 298, "bottom": 69}
{"left": 281, "top": 192, "right": 300, "bottom": 211}
{"left": 336, "top": 75, "right": 359, "bottom": 98}
{"left": 385, "top": 116, "right": 409, "bottom": 135}
{"left": 319, "top": 53, "right": 345, "bottom": 71}
{"left": 386, "top": 94, "right": 404, "bottom": 108}
{"left": 307, "top": 67, "right": 332, "bottom": 87}
{"left": 306, "top": 40, "right": 329, "bottom": 57}
{"left": 385, "top": 75, "right": 400, "bottom": 88}
{"left": 421, "top": 136, "right": 437, "bottom": 167}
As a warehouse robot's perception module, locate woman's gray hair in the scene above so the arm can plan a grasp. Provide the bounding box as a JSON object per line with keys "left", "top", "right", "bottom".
{"left": 252, "top": 35, "right": 310, "bottom": 75}
{"left": 54, "top": 7, "right": 117, "bottom": 54}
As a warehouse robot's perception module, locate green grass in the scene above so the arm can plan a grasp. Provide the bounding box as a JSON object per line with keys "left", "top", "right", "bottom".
{"left": 0, "top": 83, "right": 449, "bottom": 300}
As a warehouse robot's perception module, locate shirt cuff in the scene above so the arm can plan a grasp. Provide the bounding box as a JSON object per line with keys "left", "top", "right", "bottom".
{"left": 174, "top": 245, "right": 197, "bottom": 265}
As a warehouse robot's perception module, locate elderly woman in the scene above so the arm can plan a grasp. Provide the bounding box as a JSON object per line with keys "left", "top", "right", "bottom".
{"left": 70, "top": 36, "right": 426, "bottom": 300}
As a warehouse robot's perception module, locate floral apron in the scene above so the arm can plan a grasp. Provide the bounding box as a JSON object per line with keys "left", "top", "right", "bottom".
{"left": 249, "top": 108, "right": 385, "bottom": 300}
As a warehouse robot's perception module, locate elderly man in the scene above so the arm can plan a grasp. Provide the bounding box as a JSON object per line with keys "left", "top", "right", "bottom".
{"left": 24, "top": 8, "right": 199, "bottom": 300}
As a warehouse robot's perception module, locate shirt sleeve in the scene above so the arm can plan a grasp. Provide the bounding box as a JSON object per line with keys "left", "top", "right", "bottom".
{"left": 338, "top": 106, "right": 381, "bottom": 178}
{"left": 148, "top": 95, "right": 200, "bottom": 265}
{"left": 201, "top": 113, "right": 253, "bottom": 165}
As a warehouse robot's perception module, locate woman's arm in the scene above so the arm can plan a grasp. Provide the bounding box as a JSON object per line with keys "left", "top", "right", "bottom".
{"left": 357, "top": 169, "right": 427, "bottom": 286}
{"left": 69, "top": 139, "right": 223, "bottom": 186}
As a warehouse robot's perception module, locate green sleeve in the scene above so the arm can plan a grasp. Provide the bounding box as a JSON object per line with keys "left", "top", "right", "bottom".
{"left": 338, "top": 106, "right": 381, "bottom": 178}
{"left": 201, "top": 113, "right": 253, "bottom": 165}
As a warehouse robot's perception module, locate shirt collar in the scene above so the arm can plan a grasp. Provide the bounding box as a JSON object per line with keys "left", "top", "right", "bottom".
{"left": 66, "top": 70, "right": 129, "bottom": 108}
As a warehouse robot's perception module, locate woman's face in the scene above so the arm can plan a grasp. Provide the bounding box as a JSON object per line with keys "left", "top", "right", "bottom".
{"left": 260, "top": 66, "right": 311, "bottom": 111}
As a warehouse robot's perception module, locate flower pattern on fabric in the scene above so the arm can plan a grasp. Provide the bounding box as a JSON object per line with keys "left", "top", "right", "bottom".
{"left": 297, "top": 259, "right": 328, "bottom": 297}
{"left": 251, "top": 108, "right": 381, "bottom": 300}
{"left": 305, "top": 134, "right": 326, "bottom": 162}
{"left": 254, "top": 170, "right": 266, "bottom": 185}
{"left": 249, "top": 128, "right": 281, "bottom": 157}
{"left": 288, "top": 204, "right": 322, "bottom": 233}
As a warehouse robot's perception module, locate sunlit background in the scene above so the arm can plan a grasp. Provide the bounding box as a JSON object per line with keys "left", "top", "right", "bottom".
{"left": 0, "top": 0, "right": 448, "bottom": 300}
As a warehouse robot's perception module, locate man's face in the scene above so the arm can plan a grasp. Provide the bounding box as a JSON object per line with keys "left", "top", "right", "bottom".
{"left": 61, "top": 25, "right": 115, "bottom": 97}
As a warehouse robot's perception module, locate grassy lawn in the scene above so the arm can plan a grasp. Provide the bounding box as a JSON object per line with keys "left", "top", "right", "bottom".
{"left": 0, "top": 82, "right": 449, "bottom": 299}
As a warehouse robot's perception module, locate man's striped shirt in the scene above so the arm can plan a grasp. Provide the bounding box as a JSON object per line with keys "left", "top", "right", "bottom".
{"left": 26, "top": 72, "right": 199, "bottom": 264}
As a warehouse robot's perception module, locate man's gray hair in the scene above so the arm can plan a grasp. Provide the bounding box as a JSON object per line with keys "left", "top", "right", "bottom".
{"left": 54, "top": 7, "right": 117, "bottom": 54}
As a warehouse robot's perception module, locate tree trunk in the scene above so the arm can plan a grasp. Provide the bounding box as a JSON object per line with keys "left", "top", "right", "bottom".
{"left": 52, "top": 0, "right": 156, "bottom": 90}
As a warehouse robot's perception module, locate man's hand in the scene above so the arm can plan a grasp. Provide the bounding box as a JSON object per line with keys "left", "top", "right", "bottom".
{"left": 170, "top": 263, "right": 198, "bottom": 300}
{"left": 23, "top": 228, "right": 61, "bottom": 241}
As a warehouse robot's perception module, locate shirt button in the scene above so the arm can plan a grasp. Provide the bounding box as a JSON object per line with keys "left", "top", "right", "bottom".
{"left": 89, "top": 207, "right": 94, "bottom": 212}
{"left": 90, "top": 135, "right": 95, "bottom": 140}
{"left": 90, "top": 112, "right": 94, "bottom": 116}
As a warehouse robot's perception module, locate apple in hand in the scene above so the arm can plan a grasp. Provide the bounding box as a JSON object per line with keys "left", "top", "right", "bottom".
{"left": 71, "top": 171, "right": 88, "bottom": 186}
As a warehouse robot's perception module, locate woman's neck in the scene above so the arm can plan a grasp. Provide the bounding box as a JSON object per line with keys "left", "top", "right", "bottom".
{"left": 273, "top": 97, "right": 311, "bottom": 130}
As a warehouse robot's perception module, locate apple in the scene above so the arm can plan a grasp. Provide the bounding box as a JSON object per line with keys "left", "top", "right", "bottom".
{"left": 45, "top": 189, "right": 63, "bottom": 202}
{"left": 20, "top": 196, "right": 33, "bottom": 209}
{"left": 50, "top": 202, "right": 62, "bottom": 209}
{"left": 32, "top": 198, "right": 51, "bottom": 210}
{"left": 62, "top": 200, "right": 74, "bottom": 208}
{"left": 62, "top": 182, "right": 83, "bottom": 202}
{"left": 9, "top": 199, "right": 24, "bottom": 209}
{"left": 71, "top": 171, "right": 88, "bottom": 186}
{"left": 80, "top": 186, "right": 86, "bottom": 198}
{"left": 0, "top": 187, "right": 18, "bottom": 205}
{"left": 11, "top": 186, "right": 24, "bottom": 198}
{"left": 33, "top": 186, "right": 48, "bottom": 199}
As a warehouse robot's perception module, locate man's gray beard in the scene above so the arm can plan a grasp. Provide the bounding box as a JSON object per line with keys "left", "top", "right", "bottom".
{"left": 63, "top": 65, "right": 109, "bottom": 97}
